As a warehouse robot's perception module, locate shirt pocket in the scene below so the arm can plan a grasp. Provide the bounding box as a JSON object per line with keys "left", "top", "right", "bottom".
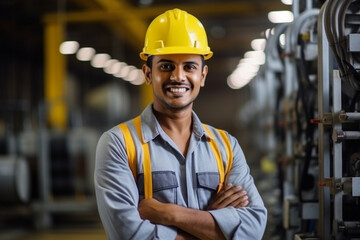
{"left": 196, "top": 172, "right": 219, "bottom": 210}
{"left": 137, "top": 171, "right": 178, "bottom": 203}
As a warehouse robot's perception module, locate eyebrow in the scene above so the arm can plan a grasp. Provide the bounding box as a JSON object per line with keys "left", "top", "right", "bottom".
{"left": 156, "top": 58, "right": 200, "bottom": 66}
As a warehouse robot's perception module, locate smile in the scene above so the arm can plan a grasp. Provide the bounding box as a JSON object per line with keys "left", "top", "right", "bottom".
{"left": 169, "top": 87, "right": 187, "bottom": 93}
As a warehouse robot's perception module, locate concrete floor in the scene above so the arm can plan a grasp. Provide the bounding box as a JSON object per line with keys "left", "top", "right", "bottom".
{"left": 21, "top": 229, "right": 107, "bottom": 240}
{"left": 1, "top": 228, "right": 107, "bottom": 240}
{"left": 0, "top": 209, "right": 107, "bottom": 240}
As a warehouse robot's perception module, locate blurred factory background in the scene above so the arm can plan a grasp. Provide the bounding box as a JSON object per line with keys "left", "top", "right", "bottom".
{"left": 1, "top": 0, "right": 360, "bottom": 239}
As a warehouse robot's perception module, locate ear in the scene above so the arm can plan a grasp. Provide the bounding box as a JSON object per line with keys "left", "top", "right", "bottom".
{"left": 200, "top": 65, "right": 208, "bottom": 87}
{"left": 142, "top": 64, "right": 152, "bottom": 85}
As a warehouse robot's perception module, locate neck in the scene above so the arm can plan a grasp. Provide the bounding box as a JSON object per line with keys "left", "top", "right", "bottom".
{"left": 152, "top": 105, "right": 193, "bottom": 156}
{"left": 153, "top": 107, "right": 192, "bottom": 133}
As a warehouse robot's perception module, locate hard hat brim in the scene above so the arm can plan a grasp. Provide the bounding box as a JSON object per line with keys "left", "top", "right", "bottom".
{"left": 140, "top": 48, "right": 213, "bottom": 61}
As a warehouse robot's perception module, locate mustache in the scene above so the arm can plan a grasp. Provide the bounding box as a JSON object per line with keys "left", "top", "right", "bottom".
{"left": 165, "top": 82, "right": 192, "bottom": 88}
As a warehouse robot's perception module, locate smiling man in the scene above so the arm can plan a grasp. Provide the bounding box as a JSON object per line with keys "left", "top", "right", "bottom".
{"left": 95, "top": 8, "right": 267, "bottom": 240}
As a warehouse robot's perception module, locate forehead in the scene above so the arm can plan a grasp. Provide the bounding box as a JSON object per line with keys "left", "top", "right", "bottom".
{"left": 153, "top": 54, "right": 202, "bottom": 64}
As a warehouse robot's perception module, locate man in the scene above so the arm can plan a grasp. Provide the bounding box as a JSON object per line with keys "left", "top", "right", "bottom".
{"left": 95, "top": 8, "right": 267, "bottom": 240}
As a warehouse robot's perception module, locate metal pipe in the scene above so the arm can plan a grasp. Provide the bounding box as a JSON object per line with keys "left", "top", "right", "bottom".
{"left": 317, "top": 2, "right": 332, "bottom": 238}
{"left": 339, "top": 111, "right": 360, "bottom": 122}
{"left": 0, "top": 156, "right": 30, "bottom": 203}
{"left": 332, "top": 129, "right": 360, "bottom": 143}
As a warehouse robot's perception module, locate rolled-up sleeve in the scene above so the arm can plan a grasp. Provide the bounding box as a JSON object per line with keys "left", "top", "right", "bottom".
{"left": 209, "top": 135, "right": 267, "bottom": 240}
{"left": 94, "top": 129, "right": 177, "bottom": 240}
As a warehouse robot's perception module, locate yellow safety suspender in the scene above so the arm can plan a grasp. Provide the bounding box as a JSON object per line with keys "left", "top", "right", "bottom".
{"left": 118, "top": 116, "right": 232, "bottom": 199}
{"left": 202, "top": 124, "right": 233, "bottom": 193}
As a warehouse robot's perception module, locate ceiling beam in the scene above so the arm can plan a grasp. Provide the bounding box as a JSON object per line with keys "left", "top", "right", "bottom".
{"left": 44, "top": 1, "right": 289, "bottom": 22}
{"left": 133, "top": 1, "right": 290, "bottom": 17}
{"left": 44, "top": 0, "right": 289, "bottom": 52}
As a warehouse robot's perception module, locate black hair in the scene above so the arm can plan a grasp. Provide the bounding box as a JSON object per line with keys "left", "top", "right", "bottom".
{"left": 145, "top": 55, "right": 206, "bottom": 70}
{"left": 146, "top": 55, "right": 154, "bottom": 68}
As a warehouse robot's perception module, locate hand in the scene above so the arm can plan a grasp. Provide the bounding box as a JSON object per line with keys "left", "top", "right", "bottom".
{"left": 207, "top": 183, "right": 249, "bottom": 210}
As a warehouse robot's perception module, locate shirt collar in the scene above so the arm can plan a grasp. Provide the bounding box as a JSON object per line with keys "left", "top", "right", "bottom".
{"left": 139, "top": 104, "right": 209, "bottom": 143}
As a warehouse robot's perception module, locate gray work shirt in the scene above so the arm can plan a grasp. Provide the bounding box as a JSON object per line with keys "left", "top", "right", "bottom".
{"left": 95, "top": 104, "right": 267, "bottom": 239}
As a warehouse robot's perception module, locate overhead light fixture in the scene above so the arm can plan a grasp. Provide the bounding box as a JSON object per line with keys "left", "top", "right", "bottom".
{"left": 251, "top": 39, "right": 266, "bottom": 51}
{"left": 62, "top": 42, "right": 145, "bottom": 85}
{"left": 103, "top": 59, "right": 119, "bottom": 74}
{"left": 227, "top": 70, "right": 255, "bottom": 90}
{"left": 121, "top": 66, "right": 136, "bottom": 81}
{"left": 91, "top": 53, "right": 110, "bottom": 68}
{"left": 126, "top": 69, "right": 143, "bottom": 83}
{"left": 111, "top": 62, "right": 127, "bottom": 76}
{"left": 244, "top": 51, "right": 266, "bottom": 65}
{"left": 281, "top": 0, "right": 293, "bottom": 5}
{"left": 227, "top": 50, "right": 266, "bottom": 89}
{"left": 59, "top": 41, "right": 79, "bottom": 54}
{"left": 114, "top": 64, "right": 131, "bottom": 79}
{"left": 131, "top": 73, "right": 145, "bottom": 85}
{"left": 268, "top": 10, "right": 294, "bottom": 23}
{"left": 76, "top": 47, "right": 96, "bottom": 61}
{"left": 238, "top": 62, "right": 260, "bottom": 73}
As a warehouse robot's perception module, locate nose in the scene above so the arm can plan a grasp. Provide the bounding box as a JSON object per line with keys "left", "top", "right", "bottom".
{"left": 170, "top": 67, "right": 185, "bottom": 82}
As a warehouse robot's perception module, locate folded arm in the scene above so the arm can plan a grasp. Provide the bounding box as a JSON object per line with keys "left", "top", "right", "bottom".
{"left": 95, "top": 131, "right": 178, "bottom": 240}
{"left": 138, "top": 184, "right": 248, "bottom": 240}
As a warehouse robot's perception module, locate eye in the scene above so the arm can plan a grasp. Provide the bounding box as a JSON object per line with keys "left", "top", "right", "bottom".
{"left": 184, "top": 64, "right": 197, "bottom": 71}
{"left": 159, "top": 63, "right": 175, "bottom": 71}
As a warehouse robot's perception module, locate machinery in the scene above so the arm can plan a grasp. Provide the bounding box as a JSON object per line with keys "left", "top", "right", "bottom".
{"left": 246, "top": 0, "right": 360, "bottom": 239}
{"left": 0, "top": 100, "right": 100, "bottom": 230}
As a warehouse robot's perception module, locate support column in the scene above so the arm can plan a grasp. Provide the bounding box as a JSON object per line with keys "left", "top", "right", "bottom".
{"left": 44, "top": 21, "right": 67, "bottom": 130}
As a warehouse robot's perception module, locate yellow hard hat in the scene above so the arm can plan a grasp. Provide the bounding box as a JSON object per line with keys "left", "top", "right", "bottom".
{"left": 140, "top": 8, "right": 213, "bottom": 61}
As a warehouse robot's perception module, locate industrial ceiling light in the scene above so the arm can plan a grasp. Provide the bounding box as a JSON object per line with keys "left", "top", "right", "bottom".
{"left": 59, "top": 41, "right": 79, "bottom": 54}
{"left": 103, "top": 59, "right": 119, "bottom": 74}
{"left": 227, "top": 70, "right": 255, "bottom": 90}
{"left": 121, "top": 66, "right": 136, "bottom": 81}
{"left": 130, "top": 72, "right": 145, "bottom": 85}
{"left": 251, "top": 39, "right": 266, "bottom": 51}
{"left": 113, "top": 64, "right": 131, "bottom": 79}
{"left": 91, "top": 53, "right": 110, "bottom": 68}
{"left": 281, "top": 0, "right": 293, "bottom": 5}
{"left": 76, "top": 47, "right": 96, "bottom": 61}
{"left": 125, "top": 68, "right": 142, "bottom": 83}
{"left": 268, "top": 10, "right": 294, "bottom": 23}
{"left": 244, "top": 51, "right": 266, "bottom": 65}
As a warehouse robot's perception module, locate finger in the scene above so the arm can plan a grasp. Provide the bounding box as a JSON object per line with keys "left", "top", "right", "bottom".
{"left": 217, "top": 183, "right": 233, "bottom": 196}
{"left": 218, "top": 185, "right": 241, "bottom": 198}
{"left": 212, "top": 183, "right": 234, "bottom": 202}
{"left": 231, "top": 195, "right": 249, "bottom": 208}
{"left": 216, "top": 186, "right": 243, "bottom": 203}
{"left": 209, "top": 185, "right": 246, "bottom": 210}
{"left": 234, "top": 200, "right": 249, "bottom": 208}
{"left": 208, "top": 188, "right": 237, "bottom": 209}
{"left": 217, "top": 189, "right": 248, "bottom": 208}
{"left": 218, "top": 191, "right": 244, "bottom": 207}
{"left": 237, "top": 190, "right": 247, "bottom": 198}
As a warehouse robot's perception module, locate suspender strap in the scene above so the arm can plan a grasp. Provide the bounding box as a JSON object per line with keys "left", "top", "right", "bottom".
{"left": 119, "top": 117, "right": 232, "bottom": 199}
{"left": 132, "top": 116, "right": 153, "bottom": 199}
{"left": 118, "top": 122, "right": 137, "bottom": 181}
{"left": 217, "top": 129, "right": 233, "bottom": 177}
{"left": 203, "top": 124, "right": 225, "bottom": 193}
{"left": 118, "top": 116, "right": 153, "bottom": 199}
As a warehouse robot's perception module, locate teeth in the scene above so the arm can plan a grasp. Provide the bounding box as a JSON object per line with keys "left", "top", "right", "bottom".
{"left": 169, "top": 88, "right": 186, "bottom": 93}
